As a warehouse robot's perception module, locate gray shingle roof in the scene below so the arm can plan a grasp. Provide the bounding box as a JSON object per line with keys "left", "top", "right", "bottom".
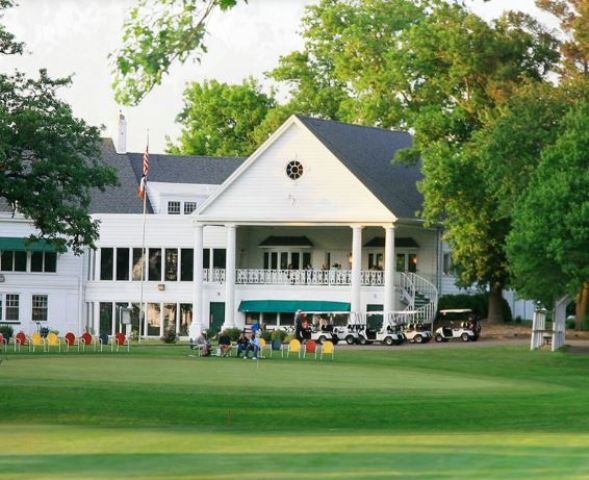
{"left": 89, "top": 139, "right": 150, "bottom": 214}
{"left": 89, "top": 141, "right": 245, "bottom": 214}
{"left": 128, "top": 152, "right": 246, "bottom": 184}
{"left": 296, "top": 115, "right": 423, "bottom": 220}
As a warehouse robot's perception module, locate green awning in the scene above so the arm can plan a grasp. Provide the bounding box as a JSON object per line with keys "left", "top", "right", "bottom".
{"left": 0, "top": 237, "right": 56, "bottom": 252}
{"left": 239, "top": 300, "right": 351, "bottom": 314}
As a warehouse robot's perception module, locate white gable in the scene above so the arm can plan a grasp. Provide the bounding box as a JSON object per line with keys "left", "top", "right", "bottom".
{"left": 197, "top": 118, "right": 396, "bottom": 224}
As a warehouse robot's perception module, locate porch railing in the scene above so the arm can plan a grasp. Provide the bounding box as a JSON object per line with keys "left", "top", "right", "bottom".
{"left": 206, "top": 268, "right": 387, "bottom": 286}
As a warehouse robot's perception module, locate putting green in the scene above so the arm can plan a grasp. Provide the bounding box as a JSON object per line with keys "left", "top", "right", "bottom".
{"left": 1, "top": 345, "right": 588, "bottom": 479}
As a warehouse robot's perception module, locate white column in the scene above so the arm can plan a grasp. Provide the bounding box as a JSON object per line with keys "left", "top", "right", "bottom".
{"left": 383, "top": 225, "right": 396, "bottom": 318}
{"left": 92, "top": 302, "right": 99, "bottom": 336}
{"left": 189, "top": 224, "right": 204, "bottom": 340}
{"left": 224, "top": 224, "right": 237, "bottom": 328}
{"left": 351, "top": 225, "right": 363, "bottom": 316}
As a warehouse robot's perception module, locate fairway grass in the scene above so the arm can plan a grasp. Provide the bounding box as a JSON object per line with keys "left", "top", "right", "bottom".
{"left": 1, "top": 345, "right": 588, "bottom": 479}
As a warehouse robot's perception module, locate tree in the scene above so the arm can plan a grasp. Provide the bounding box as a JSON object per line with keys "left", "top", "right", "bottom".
{"left": 270, "top": 0, "right": 559, "bottom": 322}
{"left": 0, "top": 1, "right": 118, "bottom": 254}
{"left": 536, "top": 0, "right": 589, "bottom": 76}
{"left": 507, "top": 100, "right": 589, "bottom": 328}
{"left": 168, "top": 78, "right": 275, "bottom": 156}
{"left": 269, "top": 0, "right": 425, "bottom": 128}
{"left": 112, "top": 0, "right": 245, "bottom": 105}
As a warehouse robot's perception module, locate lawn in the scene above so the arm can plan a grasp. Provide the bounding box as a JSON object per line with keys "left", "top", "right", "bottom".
{"left": 1, "top": 344, "right": 588, "bottom": 479}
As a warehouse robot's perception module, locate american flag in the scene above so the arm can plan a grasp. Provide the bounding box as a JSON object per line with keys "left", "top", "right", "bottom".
{"left": 137, "top": 146, "right": 149, "bottom": 199}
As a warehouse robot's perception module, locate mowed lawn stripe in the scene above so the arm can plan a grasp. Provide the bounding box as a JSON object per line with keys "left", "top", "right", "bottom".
{"left": 1, "top": 345, "right": 589, "bottom": 478}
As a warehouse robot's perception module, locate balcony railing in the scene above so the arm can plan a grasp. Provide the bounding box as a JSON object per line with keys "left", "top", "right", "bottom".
{"left": 202, "top": 268, "right": 386, "bottom": 286}
{"left": 202, "top": 269, "right": 436, "bottom": 287}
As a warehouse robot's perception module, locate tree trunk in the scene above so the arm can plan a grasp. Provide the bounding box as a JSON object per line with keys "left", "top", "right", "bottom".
{"left": 575, "top": 282, "right": 589, "bottom": 330}
{"left": 486, "top": 284, "right": 505, "bottom": 324}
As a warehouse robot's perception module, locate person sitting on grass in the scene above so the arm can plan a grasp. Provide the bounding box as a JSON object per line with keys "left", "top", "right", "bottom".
{"left": 218, "top": 330, "right": 232, "bottom": 357}
{"left": 236, "top": 331, "right": 249, "bottom": 358}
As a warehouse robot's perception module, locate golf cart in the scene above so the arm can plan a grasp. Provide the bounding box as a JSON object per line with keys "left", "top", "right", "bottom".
{"left": 356, "top": 322, "right": 405, "bottom": 346}
{"left": 332, "top": 323, "right": 364, "bottom": 345}
{"left": 402, "top": 322, "right": 433, "bottom": 344}
{"left": 434, "top": 309, "right": 481, "bottom": 342}
{"left": 310, "top": 324, "right": 340, "bottom": 345}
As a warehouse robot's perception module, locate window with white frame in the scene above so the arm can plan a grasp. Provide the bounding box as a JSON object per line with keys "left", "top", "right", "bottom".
{"left": 5, "top": 294, "right": 20, "bottom": 322}
{"left": 443, "top": 253, "right": 455, "bottom": 275}
{"left": 184, "top": 202, "right": 197, "bottom": 214}
{"left": 167, "top": 201, "right": 181, "bottom": 215}
{"left": 32, "top": 295, "right": 48, "bottom": 322}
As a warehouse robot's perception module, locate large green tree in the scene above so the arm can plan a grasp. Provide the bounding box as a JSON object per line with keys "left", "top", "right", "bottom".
{"left": 269, "top": 0, "right": 559, "bottom": 322}
{"left": 168, "top": 78, "right": 275, "bottom": 156}
{"left": 507, "top": 100, "right": 589, "bottom": 327}
{"left": 0, "top": 0, "right": 118, "bottom": 253}
{"left": 112, "top": 0, "right": 245, "bottom": 105}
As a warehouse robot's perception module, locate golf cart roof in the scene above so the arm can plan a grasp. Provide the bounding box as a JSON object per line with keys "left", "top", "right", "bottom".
{"left": 439, "top": 309, "right": 473, "bottom": 314}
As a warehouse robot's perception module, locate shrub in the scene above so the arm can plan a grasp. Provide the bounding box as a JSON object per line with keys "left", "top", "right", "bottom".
{"left": 566, "top": 319, "right": 576, "bottom": 330}
{"left": 271, "top": 329, "right": 288, "bottom": 343}
{"left": 39, "top": 327, "right": 50, "bottom": 338}
{"left": 162, "top": 328, "right": 178, "bottom": 344}
{"left": 0, "top": 325, "right": 14, "bottom": 341}
{"left": 437, "top": 293, "right": 512, "bottom": 322}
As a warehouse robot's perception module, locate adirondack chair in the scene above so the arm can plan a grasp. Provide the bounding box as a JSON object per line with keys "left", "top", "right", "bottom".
{"left": 46, "top": 332, "right": 61, "bottom": 352}
{"left": 286, "top": 339, "right": 301, "bottom": 359}
{"left": 319, "top": 340, "right": 335, "bottom": 360}
{"left": 79, "top": 332, "right": 95, "bottom": 352}
{"left": 14, "top": 331, "right": 28, "bottom": 352}
{"left": 29, "top": 332, "right": 45, "bottom": 352}
{"left": 303, "top": 339, "right": 318, "bottom": 359}
{"left": 64, "top": 332, "right": 77, "bottom": 351}
{"left": 112, "top": 332, "right": 129, "bottom": 352}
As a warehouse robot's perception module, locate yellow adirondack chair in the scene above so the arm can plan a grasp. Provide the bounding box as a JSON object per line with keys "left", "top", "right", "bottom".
{"left": 286, "top": 339, "right": 301, "bottom": 359}
{"left": 320, "top": 340, "right": 335, "bottom": 360}
{"left": 46, "top": 332, "right": 61, "bottom": 352}
{"left": 29, "top": 332, "right": 45, "bottom": 352}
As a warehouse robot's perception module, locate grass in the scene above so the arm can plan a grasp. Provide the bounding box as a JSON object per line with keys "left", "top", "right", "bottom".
{"left": 1, "top": 344, "right": 589, "bottom": 479}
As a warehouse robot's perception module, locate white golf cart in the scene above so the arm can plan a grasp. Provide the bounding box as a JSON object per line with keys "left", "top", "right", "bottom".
{"left": 299, "top": 311, "right": 350, "bottom": 345}
{"left": 434, "top": 309, "right": 481, "bottom": 342}
{"left": 402, "top": 322, "right": 433, "bottom": 344}
{"left": 356, "top": 311, "right": 405, "bottom": 346}
{"left": 357, "top": 324, "right": 405, "bottom": 346}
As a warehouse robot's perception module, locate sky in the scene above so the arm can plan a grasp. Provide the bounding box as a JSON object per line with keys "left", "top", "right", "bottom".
{"left": 1, "top": 0, "right": 558, "bottom": 153}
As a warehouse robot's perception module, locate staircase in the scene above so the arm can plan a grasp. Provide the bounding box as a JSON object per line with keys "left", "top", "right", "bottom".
{"left": 394, "top": 272, "right": 439, "bottom": 327}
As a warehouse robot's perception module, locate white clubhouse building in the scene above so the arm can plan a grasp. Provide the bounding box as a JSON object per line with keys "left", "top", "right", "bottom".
{"left": 0, "top": 115, "right": 531, "bottom": 338}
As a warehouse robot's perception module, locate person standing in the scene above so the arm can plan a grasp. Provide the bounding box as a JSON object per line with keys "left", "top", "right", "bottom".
{"left": 295, "top": 309, "right": 303, "bottom": 342}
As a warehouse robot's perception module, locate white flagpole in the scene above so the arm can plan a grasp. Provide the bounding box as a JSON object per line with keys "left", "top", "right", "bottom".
{"left": 138, "top": 130, "right": 149, "bottom": 343}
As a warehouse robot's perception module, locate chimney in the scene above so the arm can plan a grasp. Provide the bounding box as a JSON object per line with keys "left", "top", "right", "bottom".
{"left": 116, "top": 111, "right": 127, "bottom": 154}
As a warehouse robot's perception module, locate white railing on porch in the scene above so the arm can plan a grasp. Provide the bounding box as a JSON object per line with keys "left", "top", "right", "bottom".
{"left": 234, "top": 269, "right": 361, "bottom": 286}
{"left": 202, "top": 268, "right": 387, "bottom": 286}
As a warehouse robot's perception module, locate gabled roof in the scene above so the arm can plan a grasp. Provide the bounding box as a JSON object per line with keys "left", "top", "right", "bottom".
{"left": 89, "top": 140, "right": 245, "bottom": 214}
{"left": 128, "top": 153, "right": 245, "bottom": 185}
{"left": 296, "top": 115, "right": 423, "bottom": 220}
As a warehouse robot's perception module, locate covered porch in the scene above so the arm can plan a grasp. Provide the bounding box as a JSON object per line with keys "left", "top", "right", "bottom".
{"left": 192, "top": 223, "right": 437, "bottom": 330}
